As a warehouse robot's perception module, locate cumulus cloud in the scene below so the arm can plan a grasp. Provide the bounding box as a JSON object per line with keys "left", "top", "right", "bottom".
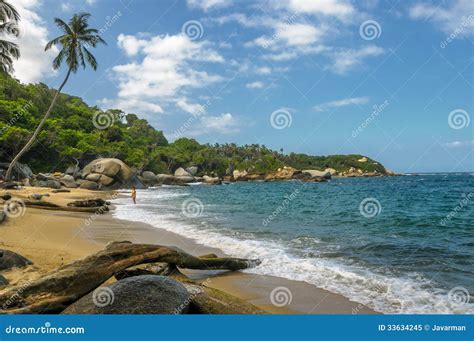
{"left": 329, "top": 46, "right": 384, "bottom": 74}
{"left": 278, "top": 0, "right": 355, "bottom": 20}
{"left": 409, "top": 0, "right": 474, "bottom": 36}
{"left": 188, "top": 113, "right": 241, "bottom": 136}
{"left": 6, "top": 0, "right": 57, "bottom": 83}
{"left": 187, "top": 0, "right": 232, "bottom": 12}
{"left": 314, "top": 97, "right": 369, "bottom": 112}
{"left": 102, "top": 33, "right": 224, "bottom": 114}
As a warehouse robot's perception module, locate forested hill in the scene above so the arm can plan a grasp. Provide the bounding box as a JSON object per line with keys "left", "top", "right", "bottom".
{"left": 0, "top": 73, "right": 388, "bottom": 176}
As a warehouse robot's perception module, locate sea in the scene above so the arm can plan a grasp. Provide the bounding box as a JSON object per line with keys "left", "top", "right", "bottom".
{"left": 112, "top": 174, "right": 474, "bottom": 314}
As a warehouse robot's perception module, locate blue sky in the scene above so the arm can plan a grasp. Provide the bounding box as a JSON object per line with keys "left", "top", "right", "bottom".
{"left": 11, "top": 0, "right": 474, "bottom": 172}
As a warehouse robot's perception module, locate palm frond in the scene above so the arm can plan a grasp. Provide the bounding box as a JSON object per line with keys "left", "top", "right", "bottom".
{"left": 0, "top": 0, "right": 20, "bottom": 22}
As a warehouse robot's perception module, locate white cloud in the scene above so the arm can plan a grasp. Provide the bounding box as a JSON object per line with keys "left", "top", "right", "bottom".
{"left": 176, "top": 99, "right": 206, "bottom": 115}
{"left": 282, "top": 0, "right": 355, "bottom": 20}
{"left": 188, "top": 113, "right": 241, "bottom": 136}
{"left": 187, "top": 0, "right": 232, "bottom": 12}
{"left": 246, "top": 81, "right": 264, "bottom": 89}
{"left": 329, "top": 46, "right": 384, "bottom": 74}
{"left": 5, "top": 0, "right": 57, "bottom": 83}
{"left": 443, "top": 140, "right": 474, "bottom": 148}
{"left": 409, "top": 0, "right": 474, "bottom": 36}
{"left": 99, "top": 98, "right": 164, "bottom": 114}
{"left": 104, "top": 33, "right": 225, "bottom": 114}
{"left": 256, "top": 66, "right": 272, "bottom": 75}
{"left": 314, "top": 97, "right": 369, "bottom": 112}
{"left": 274, "top": 23, "right": 323, "bottom": 46}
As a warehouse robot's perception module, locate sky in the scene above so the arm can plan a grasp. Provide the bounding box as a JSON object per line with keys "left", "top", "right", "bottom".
{"left": 7, "top": 0, "right": 474, "bottom": 173}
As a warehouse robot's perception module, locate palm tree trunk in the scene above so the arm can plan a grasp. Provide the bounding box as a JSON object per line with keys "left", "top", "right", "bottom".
{"left": 5, "top": 68, "right": 72, "bottom": 181}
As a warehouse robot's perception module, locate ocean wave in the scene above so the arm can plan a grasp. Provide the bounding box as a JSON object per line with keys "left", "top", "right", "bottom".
{"left": 112, "top": 198, "right": 473, "bottom": 314}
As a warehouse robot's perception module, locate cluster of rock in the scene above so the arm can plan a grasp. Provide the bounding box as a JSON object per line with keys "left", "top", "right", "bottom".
{"left": 227, "top": 166, "right": 333, "bottom": 182}
{"left": 138, "top": 167, "right": 221, "bottom": 186}
{"left": 0, "top": 249, "right": 33, "bottom": 288}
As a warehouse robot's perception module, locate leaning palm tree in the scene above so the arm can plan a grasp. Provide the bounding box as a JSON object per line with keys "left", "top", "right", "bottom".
{"left": 5, "top": 13, "right": 106, "bottom": 180}
{"left": 0, "top": 0, "right": 20, "bottom": 73}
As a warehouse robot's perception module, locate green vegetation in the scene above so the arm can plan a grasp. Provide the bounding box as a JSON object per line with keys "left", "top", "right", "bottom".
{"left": 0, "top": 73, "right": 387, "bottom": 176}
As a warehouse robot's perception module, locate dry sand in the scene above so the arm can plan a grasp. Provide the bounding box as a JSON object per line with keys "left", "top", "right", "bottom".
{"left": 0, "top": 186, "right": 376, "bottom": 314}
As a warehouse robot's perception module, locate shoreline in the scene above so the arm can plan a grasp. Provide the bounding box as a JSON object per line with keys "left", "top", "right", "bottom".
{"left": 0, "top": 186, "right": 376, "bottom": 314}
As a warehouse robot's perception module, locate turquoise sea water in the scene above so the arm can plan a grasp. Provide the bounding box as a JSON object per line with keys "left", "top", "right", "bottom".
{"left": 113, "top": 174, "right": 474, "bottom": 314}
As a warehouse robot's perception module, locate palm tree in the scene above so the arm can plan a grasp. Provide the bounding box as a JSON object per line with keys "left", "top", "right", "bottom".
{"left": 0, "top": 0, "right": 20, "bottom": 73}
{"left": 5, "top": 13, "right": 106, "bottom": 180}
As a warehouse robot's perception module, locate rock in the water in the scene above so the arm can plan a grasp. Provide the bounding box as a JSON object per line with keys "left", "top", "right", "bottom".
{"left": 79, "top": 180, "right": 100, "bottom": 191}
{"left": 325, "top": 168, "right": 337, "bottom": 176}
{"left": 185, "top": 166, "right": 198, "bottom": 176}
{"left": 62, "top": 275, "right": 191, "bottom": 314}
{"left": 175, "top": 176, "right": 195, "bottom": 183}
{"left": 141, "top": 171, "right": 156, "bottom": 182}
{"left": 265, "top": 166, "right": 299, "bottom": 181}
{"left": 202, "top": 175, "right": 221, "bottom": 185}
{"left": 0, "top": 250, "right": 32, "bottom": 271}
{"left": 60, "top": 174, "right": 77, "bottom": 188}
{"left": 302, "top": 169, "right": 332, "bottom": 179}
{"left": 0, "top": 274, "right": 8, "bottom": 287}
{"left": 155, "top": 174, "right": 188, "bottom": 186}
{"left": 174, "top": 167, "right": 192, "bottom": 177}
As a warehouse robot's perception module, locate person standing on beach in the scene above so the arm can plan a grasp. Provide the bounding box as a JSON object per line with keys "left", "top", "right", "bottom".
{"left": 131, "top": 186, "right": 136, "bottom": 204}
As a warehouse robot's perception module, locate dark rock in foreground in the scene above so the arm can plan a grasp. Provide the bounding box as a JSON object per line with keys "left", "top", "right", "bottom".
{"left": 0, "top": 250, "right": 33, "bottom": 271}
{"left": 62, "top": 275, "right": 191, "bottom": 314}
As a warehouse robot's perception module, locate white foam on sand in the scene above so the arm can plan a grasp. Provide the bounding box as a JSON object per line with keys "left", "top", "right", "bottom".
{"left": 112, "top": 193, "right": 474, "bottom": 314}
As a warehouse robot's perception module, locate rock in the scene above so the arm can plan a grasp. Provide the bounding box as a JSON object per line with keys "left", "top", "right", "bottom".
{"left": 202, "top": 175, "right": 221, "bottom": 185}
{"left": 302, "top": 170, "right": 331, "bottom": 180}
{"left": 65, "top": 165, "right": 80, "bottom": 176}
{"left": 141, "top": 171, "right": 156, "bottom": 183}
{"left": 0, "top": 250, "right": 33, "bottom": 271}
{"left": 34, "top": 180, "right": 61, "bottom": 189}
{"left": 0, "top": 274, "right": 8, "bottom": 287}
{"left": 0, "top": 211, "right": 6, "bottom": 224}
{"left": 79, "top": 180, "right": 100, "bottom": 191}
{"left": 185, "top": 166, "right": 198, "bottom": 176}
{"left": 232, "top": 170, "right": 248, "bottom": 181}
{"left": 36, "top": 173, "right": 56, "bottom": 181}
{"left": 325, "top": 168, "right": 337, "bottom": 176}
{"left": 82, "top": 158, "right": 141, "bottom": 189}
{"left": 60, "top": 174, "right": 77, "bottom": 188}
{"left": 358, "top": 157, "right": 368, "bottom": 163}
{"left": 21, "top": 178, "right": 31, "bottom": 186}
{"left": 0, "top": 162, "right": 32, "bottom": 180}
{"left": 0, "top": 182, "right": 19, "bottom": 190}
{"left": 52, "top": 189, "right": 71, "bottom": 193}
{"left": 29, "top": 193, "right": 50, "bottom": 201}
{"left": 67, "top": 198, "right": 108, "bottom": 208}
{"left": 155, "top": 174, "right": 187, "bottom": 186}
{"left": 85, "top": 173, "right": 102, "bottom": 182}
{"left": 97, "top": 174, "right": 114, "bottom": 186}
{"left": 265, "top": 166, "right": 299, "bottom": 181}
{"left": 174, "top": 167, "right": 192, "bottom": 177}
{"left": 0, "top": 193, "right": 12, "bottom": 201}
{"left": 62, "top": 275, "right": 191, "bottom": 314}
{"left": 175, "top": 176, "right": 195, "bottom": 183}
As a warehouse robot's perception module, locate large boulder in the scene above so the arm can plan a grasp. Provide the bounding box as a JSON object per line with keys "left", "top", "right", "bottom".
{"left": 175, "top": 176, "right": 195, "bottom": 183}
{"left": 36, "top": 173, "right": 56, "bottom": 181}
{"left": 232, "top": 170, "right": 248, "bottom": 181}
{"left": 65, "top": 165, "right": 80, "bottom": 176}
{"left": 60, "top": 174, "right": 77, "bottom": 188}
{"left": 0, "top": 250, "right": 32, "bottom": 271}
{"left": 265, "top": 166, "right": 299, "bottom": 181}
{"left": 62, "top": 275, "right": 191, "bottom": 314}
{"left": 141, "top": 171, "right": 156, "bottom": 183}
{"left": 97, "top": 174, "right": 114, "bottom": 186}
{"left": 325, "top": 168, "right": 337, "bottom": 176}
{"left": 302, "top": 170, "right": 332, "bottom": 180}
{"left": 185, "top": 166, "right": 198, "bottom": 176}
{"left": 80, "top": 180, "right": 100, "bottom": 191}
{"left": 0, "top": 162, "right": 33, "bottom": 180}
{"left": 174, "top": 167, "right": 192, "bottom": 177}
{"left": 85, "top": 173, "right": 102, "bottom": 182}
{"left": 81, "top": 158, "right": 143, "bottom": 189}
{"left": 155, "top": 174, "right": 188, "bottom": 186}
{"left": 202, "top": 175, "right": 221, "bottom": 185}
{"left": 34, "top": 179, "right": 61, "bottom": 189}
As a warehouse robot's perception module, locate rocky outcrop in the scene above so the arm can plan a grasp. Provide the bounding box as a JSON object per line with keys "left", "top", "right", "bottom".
{"left": 0, "top": 250, "right": 32, "bottom": 271}
{"left": 174, "top": 167, "right": 192, "bottom": 177}
{"left": 141, "top": 171, "right": 156, "bottom": 183}
{"left": 79, "top": 180, "right": 100, "bottom": 190}
{"left": 63, "top": 275, "right": 191, "bottom": 314}
{"left": 325, "top": 168, "right": 337, "bottom": 176}
{"left": 0, "top": 162, "right": 33, "bottom": 180}
{"left": 302, "top": 170, "right": 332, "bottom": 180}
{"left": 202, "top": 175, "right": 221, "bottom": 185}
{"left": 59, "top": 174, "right": 77, "bottom": 188}
{"left": 232, "top": 170, "right": 248, "bottom": 181}
{"left": 185, "top": 166, "right": 198, "bottom": 176}
{"left": 265, "top": 166, "right": 300, "bottom": 181}
{"left": 81, "top": 158, "right": 145, "bottom": 190}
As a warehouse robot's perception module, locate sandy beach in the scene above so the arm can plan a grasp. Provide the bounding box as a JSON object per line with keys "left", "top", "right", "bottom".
{"left": 0, "top": 187, "right": 375, "bottom": 314}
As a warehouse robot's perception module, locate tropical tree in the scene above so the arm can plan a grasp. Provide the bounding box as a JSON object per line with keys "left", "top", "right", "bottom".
{"left": 5, "top": 13, "right": 106, "bottom": 180}
{"left": 0, "top": 0, "right": 20, "bottom": 73}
